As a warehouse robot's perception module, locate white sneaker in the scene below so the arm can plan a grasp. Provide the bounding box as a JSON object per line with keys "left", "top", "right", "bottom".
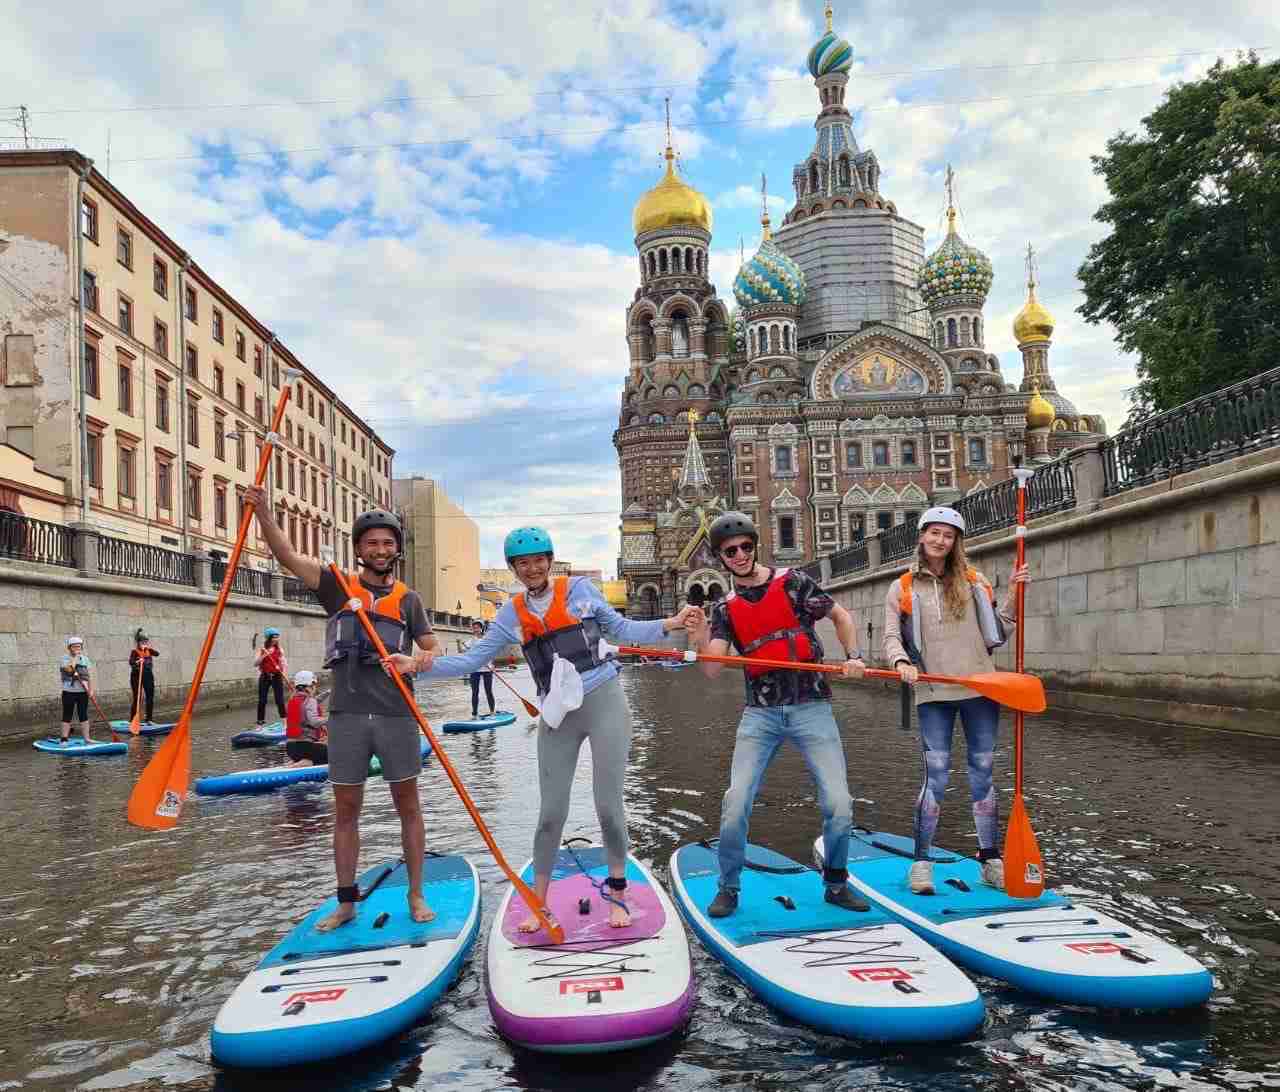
{"left": 908, "top": 860, "right": 934, "bottom": 895}
{"left": 981, "top": 858, "right": 1005, "bottom": 889}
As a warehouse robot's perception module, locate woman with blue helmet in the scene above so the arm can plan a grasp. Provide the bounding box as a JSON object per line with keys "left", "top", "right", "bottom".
{"left": 417, "top": 525, "right": 703, "bottom": 932}
{"left": 254, "top": 625, "right": 288, "bottom": 727}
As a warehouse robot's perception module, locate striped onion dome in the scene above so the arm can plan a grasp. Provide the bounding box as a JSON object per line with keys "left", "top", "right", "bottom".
{"left": 917, "top": 211, "right": 993, "bottom": 307}
{"left": 733, "top": 230, "right": 807, "bottom": 309}
{"left": 808, "top": 30, "right": 853, "bottom": 77}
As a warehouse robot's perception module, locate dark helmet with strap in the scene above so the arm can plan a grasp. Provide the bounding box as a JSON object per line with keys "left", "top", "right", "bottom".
{"left": 352, "top": 508, "right": 403, "bottom": 554}
{"left": 708, "top": 511, "right": 759, "bottom": 554}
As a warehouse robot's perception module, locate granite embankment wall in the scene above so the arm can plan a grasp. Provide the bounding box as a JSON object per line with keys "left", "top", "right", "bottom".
{"left": 813, "top": 446, "right": 1280, "bottom": 736}
{"left": 0, "top": 562, "right": 478, "bottom": 743}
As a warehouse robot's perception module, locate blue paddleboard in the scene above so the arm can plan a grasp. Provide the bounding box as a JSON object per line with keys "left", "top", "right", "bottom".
{"left": 817, "top": 830, "right": 1214, "bottom": 1010}
{"left": 231, "top": 720, "right": 285, "bottom": 747}
{"left": 441, "top": 711, "right": 517, "bottom": 733}
{"left": 195, "top": 739, "right": 431, "bottom": 796}
{"left": 211, "top": 853, "right": 481, "bottom": 1068}
{"left": 33, "top": 737, "right": 128, "bottom": 756}
{"left": 108, "top": 720, "right": 177, "bottom": 736}
{"left": 669, "top": 842, "right": 983, "bottom": 1042}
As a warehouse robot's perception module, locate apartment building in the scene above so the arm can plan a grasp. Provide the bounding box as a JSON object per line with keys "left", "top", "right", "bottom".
{"left": 392, "top": 477, "right": 481, "bottom": 616}
{"left": 0, "top": 148, "right": 393, "bottom": 569}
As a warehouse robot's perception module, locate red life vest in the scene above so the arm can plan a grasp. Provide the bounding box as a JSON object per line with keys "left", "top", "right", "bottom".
{"left": 260, "top": 644, "right": 284, "bottom": 675}
{"left": 285, "top": 692, "right": 306, "bottom": 738}
{"left": 722, "top": 569, "right": 816, "bottom": 678}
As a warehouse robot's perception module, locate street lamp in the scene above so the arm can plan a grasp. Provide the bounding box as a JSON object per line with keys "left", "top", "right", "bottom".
{"left": 1008, "top": 433, "right": 1025, "bottom": 470}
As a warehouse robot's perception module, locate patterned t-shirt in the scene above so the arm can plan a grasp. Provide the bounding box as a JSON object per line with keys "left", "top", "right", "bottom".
{"left": 710, "top": 568, "right": 837, "bottom": 708}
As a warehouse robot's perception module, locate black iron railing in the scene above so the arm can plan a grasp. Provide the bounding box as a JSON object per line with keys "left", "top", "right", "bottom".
{"left": 1100, "top": 365, "right": 1280, "bottom": 496}
{"left": 211, "top": 559, "right": 273, "bottom": 598}
{"left": 282, "top": 576, "right": 321, "bottom": 606}
{"left": 98, "top": 535, "right": 196, "bottom": 586}
{"left": 0, "top": 511, "right": 75, "bottom": 567}
{"left": 879, "top": 520, "right": 919, "bottom": 564}
{"left": 829, "top": 539, "right": 869, "bottom": 578}
{"left": 797, "top": 559, "right": 823, "bottom": 580}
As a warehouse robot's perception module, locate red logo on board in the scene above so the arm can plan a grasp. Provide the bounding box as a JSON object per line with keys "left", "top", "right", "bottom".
{"left": 847, "top": 967, "right": 913, "bottom": 982}
{"left": 282, "top": 988, "right": 347, "bottom": 1006}
{"left": 1065, "top": 942, "right": 1125, "bottom": 956}
{"left": 559, "top": 976, "right": 625, "bottom": 995}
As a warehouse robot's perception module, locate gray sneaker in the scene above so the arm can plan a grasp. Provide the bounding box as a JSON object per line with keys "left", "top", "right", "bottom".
{"left": 908, "top": 860, "right": 935, "bottom": 895}
{"left": 707, "top": 888, "right": 739, "bottom": 918}
{"left": 980, "top": 858, "right": 1005, "bottom": 889}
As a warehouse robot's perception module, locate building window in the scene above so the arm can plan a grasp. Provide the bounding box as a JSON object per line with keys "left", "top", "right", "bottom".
{"left": 876, "top": 510, "right": 893, "bottom": 532}
{"left": 775, "top": 445, "right": 793, "bottom": 473}
{"left": 934, "top": 435, "right": 950, "bottom": 450}
{"left": 117, "top": 293, "right": 133, "bottom": 336}
{"left": 212, "top": 308, "right": 224, "bottom": 343}
{"left": 361, "top": 437, "right": 366, "bottom": 457}
{"left": 254, "top": 396, "right": 264, "bottom": 423}
{"left": 235, "top": 431, "right": 247, "bottom": 471}
{"left": 274, "top": 451, "right": 283, "bottom": 489}
{"left": 187, "top": 470, "right": 202, "bottom": 519}
{"left": 118, "top": 442, "right": 136, "bottom": 499}
{"left": 936, "top": 472, "right": 953, "bottom": 488}
{"left": 235, "top": 330, "right": 246, "bottom": 361}
{"left": 309, "top": 435, "right": 316, "bottom": 458}
{"left": 153, "top": 319, "right": 168, "bottom": 359}
{"left": 214, "top": 415, "right": 226, "bottom": 461}
{"left": 299, "top": 465, "right": 307, "bottom": 501}
{"left": 271, "top": 360, "right": 280, "bottom": 388}
{"left": 87, "top": 430, "right": 102, "bottom": 488}
{"left": 187, "top": 396, "right": 199, "bottom": 447}
{"left": 83, "top": 340, "right": 99, "bottom": 398}
{"left": 288, "top": 513, "right": 298, "bottom": 549}
{"left": 311, "top": 468, "right": 318, "bottom": 501}
{"left": 778, "top": 515, "right": 797, "bottom": 550}
{"left": 235, "top": 379, "right": 245, "bottom": 410}
{"left": 902, "top": 440, "right": 918, "bottom": 466}
{"left": 157, "top": 457, "right": 172, "bottom": 510}
{"left": 288, "top": 459, "right": 296, "bottom": 494}
{"left": 936, "top": 453, "right": 951, "bottom": 469}
{"left": 845, "top": 442, "right": 862, "bottom": 469}
{"left": 253, "top": 344, "right": 262, "bottom": 376}
{"left": 215, "top": 483, "right": 227, "bottom": 530}
{"left": 285, "top": 420, "right": 293, "bottom": 443}
{"left": 341, "top": 421, "right": 348, "bottom": 443}
{"left": 185, "top": 343, "right": 198, "bottom": 380}
{"left": 342, "top": 489, "right": 348, "bottom": 522}
{"left": 117, "top": 358, "right": 132, "bottom": 414}
{"left": 849, "top": 513, "right": 865, "bottom": 540}
{"left": 154, "top": 258, "right": 168, "bottom": 298}
{"left": 307, "top": 391, "right": 315, "bottom": 417}
{"left": 968, "top": 437, "right": 987, "bottom": 464}
{"left": 82, "top": 270, "right": 98, "bottom": 312}
{"left": 947, "top": 318, "right": 957, "bottom": 347}
{"left": 872, "top": 440, "right": 890, "bottom": 467}
{"left": 318, "top": 402, "right": 325, "bottom": 426}
{"left": 213, "top": 364, "right": 224, "bottom": 397}
{"left": 184, "top": 285, "right": 197, "bottom": 322}
{"left": 155, "top": 376, "right": 169, "bottom": 432}
{"left": 81, "top": 197, "right": 99, "bottom": 242}
{"left": 116, "top": 228, "right": 133, "bottom": 270}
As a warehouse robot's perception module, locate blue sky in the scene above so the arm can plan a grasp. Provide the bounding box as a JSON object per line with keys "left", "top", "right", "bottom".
{"left": 8, "top": 0, "right": 1276, "bottom": 576}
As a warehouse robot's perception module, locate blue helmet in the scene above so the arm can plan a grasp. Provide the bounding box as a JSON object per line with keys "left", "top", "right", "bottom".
{"left": 264, "top": 626, "right": 281, "bottom": 639}
{"left": 504, "top": 526, "right": 553, "bottom": 562}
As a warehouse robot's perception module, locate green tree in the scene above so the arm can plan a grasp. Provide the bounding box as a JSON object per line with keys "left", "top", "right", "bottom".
{"left": 1078, "top": 54, "right": 1280, "bottom": 421}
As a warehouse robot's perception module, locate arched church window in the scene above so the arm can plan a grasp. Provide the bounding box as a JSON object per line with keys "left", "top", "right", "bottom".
{"left": 687, "top": 384, "right": 705, "bottom": 397}
{"left": 685, "top": 247, "right": 694, "bottom": 274}
{"left": 947, "top": 318, "right": 958, "bottom": 347}
{"left": 972, "top": 316, "right": 981, "bottom": 345}
{"left": 647, "top": 252, "right": 656, "bottom": 277}
{"left": 662, "top": 384, "right": 680, "bottom": 398}
{"left": 783, "top": 326, "right": 791, "bottom": 352}
{"left": 659, "top": 249, "right": 668, "bottom": 273}
{"left": 628, "top": 415, "right": 641, "bottom": 426}
{"left": 960, "top": 316, "right": 970, "bottom": 345}
{"left": 935, "top": 321, "right": 944, "bottom": 347}
{"left": 770, "top": 325, "right": 780, "bottom": 353}
{"left": 671, "top": 312, "right": 690, "bottom": 357}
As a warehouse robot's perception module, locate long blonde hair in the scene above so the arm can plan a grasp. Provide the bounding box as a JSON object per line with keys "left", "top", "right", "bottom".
{"left": 916, "top": 534, "right": 972, "bottom": 621}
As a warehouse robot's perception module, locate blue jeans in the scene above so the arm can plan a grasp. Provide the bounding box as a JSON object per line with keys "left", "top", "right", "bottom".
{"left": 717, "top": 701, "right": 852, "bottom": 892}
{"left": 914, "top": 697, "right": 1001, "bottom": 860}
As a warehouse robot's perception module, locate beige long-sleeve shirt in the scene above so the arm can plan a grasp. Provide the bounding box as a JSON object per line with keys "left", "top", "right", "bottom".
{"left": 883, "top": 561, "right": 1017, "bottom": 706}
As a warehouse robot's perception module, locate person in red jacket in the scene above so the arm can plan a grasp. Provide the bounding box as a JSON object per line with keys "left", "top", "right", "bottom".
{"left": 285, "top": 670, "right": 328, "bottom": 766}
{"left": 254, "top": 626, "right": 288, "bottom": 727}
{"left": 128, "top": 628, "right": 159, "bottom": 724}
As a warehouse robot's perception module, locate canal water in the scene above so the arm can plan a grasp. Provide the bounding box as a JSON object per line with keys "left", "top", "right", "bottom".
{"left": 1, "top": 666, "right": 1277, "bottom": 1091}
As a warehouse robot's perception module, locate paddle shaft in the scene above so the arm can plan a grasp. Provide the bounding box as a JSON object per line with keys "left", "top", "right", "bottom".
{"left": 327, "top": 565, "right": 564, "bottom": 943}
{"left": 76, "top": 673, "right": 111, "bottom": 731}
{"left": 129, "top": 649, "right": 148, "bottom": 732}
{"left": 1014, "top": 481, "right": 1027, "bottom": 795}
{"left": 490, "top": 666, "right": 539, "bottom": 718}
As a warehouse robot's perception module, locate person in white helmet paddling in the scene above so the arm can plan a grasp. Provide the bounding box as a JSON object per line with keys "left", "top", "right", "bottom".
{"left": 284, "top": 670, "right": 328, "bottom": 767}
{"left": 58, "top": 637, "right": 94, "bottom": 744}
{"left": 883, "top": 505, "right": 1029, "bottom": 894}
{"left": 246, "top": 485, "right": 441, "bottom": 932}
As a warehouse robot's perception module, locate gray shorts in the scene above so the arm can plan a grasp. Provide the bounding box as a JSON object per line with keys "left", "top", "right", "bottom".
{"left": 328, "top": 712, "right": 422, "bottom": 786}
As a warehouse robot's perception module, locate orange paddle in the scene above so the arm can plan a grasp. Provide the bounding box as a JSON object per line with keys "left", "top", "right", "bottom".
{"left": 78, "top": 676, "right": 116, "bottom": 741}
{"left": 128, "top": 648, "right": 147, "bottom": 735}
{"left": 602, "top": 642, "right": 1047, "bottom": 714}
{"left": 127, "top": 379, "right": 295, "bottom": 830}
{"left": 491, "top": 665, "right": 540, "bottom": 718}
{"left": 1003, "top": 467, "right": 1045, "bottom": 897}
{"left": 327, "top": 565, "right": 563, "bottom": 943}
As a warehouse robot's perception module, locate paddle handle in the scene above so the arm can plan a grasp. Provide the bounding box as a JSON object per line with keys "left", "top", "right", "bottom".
{"left": 327, "top": 565, "right": 564, "bottom": 944}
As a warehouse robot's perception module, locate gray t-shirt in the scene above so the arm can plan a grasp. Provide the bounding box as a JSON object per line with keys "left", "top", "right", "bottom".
{"left": 60, "top": 654, "right": 92, "bottom": 691}
{"left": 315, "top": 570, "right": 432, "bottom": 715}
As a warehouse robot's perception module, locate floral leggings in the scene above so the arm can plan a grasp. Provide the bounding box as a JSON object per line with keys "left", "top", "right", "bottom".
{"left": 913, "top": 696, "right": 1001, "bottom": 861}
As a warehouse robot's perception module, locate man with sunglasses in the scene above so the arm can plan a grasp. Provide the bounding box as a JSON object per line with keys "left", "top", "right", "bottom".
{"left": 689, "top": 511, "right": 868, "bottom": 918}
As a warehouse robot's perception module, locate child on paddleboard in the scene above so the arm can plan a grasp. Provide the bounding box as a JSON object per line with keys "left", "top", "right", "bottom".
{"left": 687, "top": 512, "right": 869, "bottom": 918}
{"left": 254, "top": 626, "right": 288, "bottom": 727}
{"left": 128, "top": 628, "right": 159, "bottom": 724}
{"left": 284, "top": 670, "right": 329, "bottom": 767}
{"left": 416, "top": 526, "right": 703, "bottom": 932}
{"left": 58, "top": 636, "right": 94, "bottom": 744}
{"left": 883, "top": 506, "right": 1029, "bottom": 894}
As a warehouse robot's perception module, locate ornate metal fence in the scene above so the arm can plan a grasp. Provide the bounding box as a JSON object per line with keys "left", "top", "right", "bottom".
{"left": 828, "top": 538, "right": 869, "bottom": 578}
{"left": 282, "top": 576, "right": 321, "bottom": 606}
{"left": 879, "top": 519, "right": 919, "bottom": 564}
{"left": 98, "top": 535, "right": 196, "bottom": 586}
{"left": 0, "top": 511, "right": 75, "bottom": 567}
{"left": 211, "top": 559, "right": 272, "bottom": 598}
{"left": 1100, "top": 365, "right": 1280, "bottom": 496}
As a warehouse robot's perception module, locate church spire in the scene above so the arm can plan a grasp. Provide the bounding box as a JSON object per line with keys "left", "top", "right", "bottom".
{"left": 678, "top": 410, "right": 710, "bottom": 493}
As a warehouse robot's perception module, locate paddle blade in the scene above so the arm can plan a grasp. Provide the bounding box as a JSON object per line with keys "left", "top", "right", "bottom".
{"left": 1003, "top": 793, "right": 1045, "bottom": 899}
{"left": 129, "top": 709, "right": 142, "bottom": 735}
{"left": 965, "top": 671, "right": 1046, "bottom": 714}
{"left": 126, "top": 720, "right": 191, "bottom": 830}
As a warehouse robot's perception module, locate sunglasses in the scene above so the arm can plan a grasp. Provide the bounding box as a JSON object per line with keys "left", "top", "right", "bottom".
{"left": 720, "top": 542, "right": 755, "bottom": 559}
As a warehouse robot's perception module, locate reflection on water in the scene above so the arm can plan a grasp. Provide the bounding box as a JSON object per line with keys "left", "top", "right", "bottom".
{"left": 1, "top": 665, "right": 1277, "bottom": 1090}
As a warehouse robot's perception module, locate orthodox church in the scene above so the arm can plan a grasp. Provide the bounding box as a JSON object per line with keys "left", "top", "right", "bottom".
{"left": 614, "top": 5, "right": 1105, "bottom": 619}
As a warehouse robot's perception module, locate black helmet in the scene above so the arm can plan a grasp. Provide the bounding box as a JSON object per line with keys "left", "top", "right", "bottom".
{"left": 352, "top": 509, "right": 403, "bottom": 553}
{"left": 708, "top": 511, "right": 759, "bottom": 553}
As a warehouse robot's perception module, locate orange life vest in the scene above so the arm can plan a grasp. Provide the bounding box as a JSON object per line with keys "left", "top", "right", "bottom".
{"left": 323, "top": 573, "right": 413, "bottom": 667}
{"left": 511, "top": 576, "right": 604, "bottom": 693}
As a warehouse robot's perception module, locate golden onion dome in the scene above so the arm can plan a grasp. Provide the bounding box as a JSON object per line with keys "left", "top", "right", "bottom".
{"left": 633, "top": 147, "right": 713, "bottom": 237}
{"left": 1014, "top": 282, "right": 1055, "bottom": 344}
{"left": 1026, "top": 384, "right": 1056, "bottom": 429}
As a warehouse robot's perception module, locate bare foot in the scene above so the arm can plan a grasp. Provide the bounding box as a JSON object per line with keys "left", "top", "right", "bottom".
{"left": 608, "top": 898, "right": 631, "bottom": 928}
{"left": 518, "top": 911, "right": 557, "bottom": 934}
{"left": 315, "top": 902, "right": 357, "bottom": 933}
{"left": 408, "top": 891, "right": 436, "bottom": 924}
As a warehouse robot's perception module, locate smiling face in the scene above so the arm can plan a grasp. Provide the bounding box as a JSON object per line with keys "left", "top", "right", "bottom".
{"left": 919, "top": 523, "right": 958, "bottom": 566}
{"left": 510, "top": 552, "right": 552, "bottom": 593}
{"left": 356, "top": 527, "right": 400, "bottom": 576}
{"left": 719, "top": 534, "right": 757, "bottom": 579}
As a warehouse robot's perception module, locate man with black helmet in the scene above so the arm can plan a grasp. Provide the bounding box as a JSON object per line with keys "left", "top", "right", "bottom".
{"left": 688, "top": 510, "right": 869, "bottom": 919}
{"left": 246, "top": 486, "right": 439, "bottom": 932}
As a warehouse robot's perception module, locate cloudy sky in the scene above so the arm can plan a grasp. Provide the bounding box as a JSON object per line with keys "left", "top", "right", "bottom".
{"left": 7, "top": 1, "right": 1274, "bottom": 575}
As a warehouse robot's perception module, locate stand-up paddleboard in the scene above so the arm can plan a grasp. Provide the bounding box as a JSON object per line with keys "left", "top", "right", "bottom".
{"left": 108, "top": 720, "right": 177, "bottom": 736}
{"left": 33, "top": 736, "right": 128, "bottom": 756}
{"left": 441, "top": 711, "right": 516, "bottom": 734}
{"left": 815, "top": 830, "right": 1213, "bottom": 1010}
{"left": 197, "top": 739, "right": 431, "bottom": 796}
{"left": 671, "top": 841, "right": 984, "bottom": 1043}
{"left": 230, "top": 721, "right": 285, "bottom": 747}
{"left": 487, "top": 845, "right": 694, "bottom": 1053}
{"left": 212, "top": 853, "right": 481, "bottom": 1068}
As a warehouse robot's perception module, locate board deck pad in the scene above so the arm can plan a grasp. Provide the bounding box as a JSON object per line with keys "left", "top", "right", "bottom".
{"left": 33, "top": 737, "right": 127, "bottom": 755}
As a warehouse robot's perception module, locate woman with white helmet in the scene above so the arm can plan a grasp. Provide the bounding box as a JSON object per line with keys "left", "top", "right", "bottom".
{"left": 883, "top": 506, "right": 1029, "bottom": 895}
{"left": 284, "top": 670, "right": 328, "bottom": 767}
{"left": 58, "top": 636, "right": 94, "bottom": 744}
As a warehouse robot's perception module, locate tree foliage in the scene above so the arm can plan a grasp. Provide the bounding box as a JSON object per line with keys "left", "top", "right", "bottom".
{"left": 1078, "top": 54, "right": 1280, "bottom": 422}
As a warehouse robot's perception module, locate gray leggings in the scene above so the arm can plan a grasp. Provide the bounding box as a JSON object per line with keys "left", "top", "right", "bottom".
{"left": 533, "top": 676, "right": 632, "bottom": 879}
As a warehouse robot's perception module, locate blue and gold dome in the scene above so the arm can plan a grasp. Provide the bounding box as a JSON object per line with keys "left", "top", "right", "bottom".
{"left": 733, "top": 220, "right": 807, "bottom": 309}
{"left": 808, "top": 5, "right": 853, "bottom": 77}
{"left": 917, "top": 208, "right": 993, "bottom": 307}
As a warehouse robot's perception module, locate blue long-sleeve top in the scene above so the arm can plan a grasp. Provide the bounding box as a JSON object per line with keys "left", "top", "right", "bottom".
{"left": 418, "top": 576, "right": 668, "bottom": 697}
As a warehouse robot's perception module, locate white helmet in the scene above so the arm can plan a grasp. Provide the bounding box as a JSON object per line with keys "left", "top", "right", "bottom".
{"left": 294, "top": 669, "right": 316, "bottom": 687}
{"left": 66, "top": 635, "right": 84, "bottom": 648}
{"left": 918, "top": 506, "right": 965, "bottom": 535}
